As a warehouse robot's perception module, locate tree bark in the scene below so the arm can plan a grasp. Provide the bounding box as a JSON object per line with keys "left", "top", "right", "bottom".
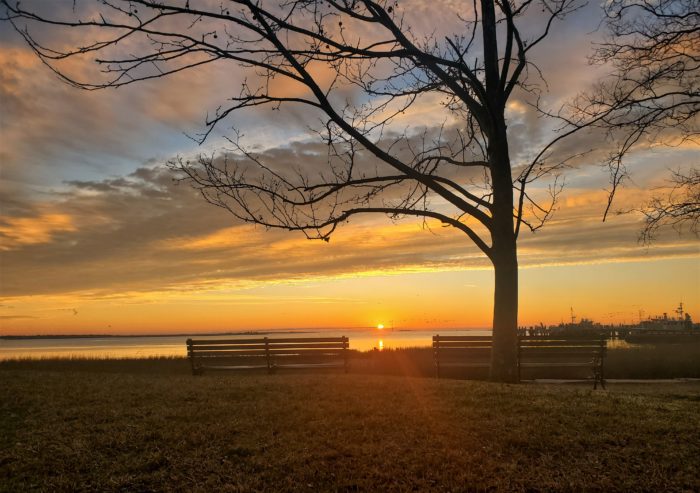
{"left": 488, "top": 116, "right": 519, "bottom": 383}
{"left": 490, "top": 241, "right": 519, "bottom": 383}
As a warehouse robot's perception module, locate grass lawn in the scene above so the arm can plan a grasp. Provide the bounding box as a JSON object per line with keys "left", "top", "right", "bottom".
{"left": 2, "top": 361, "right": 699, "bottom": 491}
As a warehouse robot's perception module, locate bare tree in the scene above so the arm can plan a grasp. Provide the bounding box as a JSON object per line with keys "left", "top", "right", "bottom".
{"left": 2, "top": 0, "right": 588, "bottom": 382}
{"left": 573, "top": 0, "right": 698, "bottom": 220}
{"left": 638, "top": 168, "right": 700, "bottom": 244}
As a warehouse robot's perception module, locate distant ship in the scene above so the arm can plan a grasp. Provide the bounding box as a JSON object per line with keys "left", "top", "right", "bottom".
{"left": 623, "top": 303, "right": 698, "bottom": 343}
{"left": 518, "top": 303, "right": 699, "bottom": 342}
{"left": 638, "top": 302, "right": 694, "bottom": 331}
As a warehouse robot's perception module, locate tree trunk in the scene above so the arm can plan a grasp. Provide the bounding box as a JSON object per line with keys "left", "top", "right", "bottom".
{"left": 487, "top": 117, "right": 519, "bottom": 383}
{"left": 490, "top": 241, "right": 519, "bottom": 382}
{"left": 482, "top": 0, "right": 519, "bottom": 382}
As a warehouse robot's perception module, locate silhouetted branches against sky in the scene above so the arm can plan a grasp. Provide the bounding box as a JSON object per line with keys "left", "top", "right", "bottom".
{"left": 1, "top": 0, "right": 588, "bottom": 262}
{"left": 638, "top": 168, "right": 700, "bottom": 244}
{"left": 5, "top": 0, "right": 699, "bottom": 380}
{"left": 570, "top": 0, "right": 698, "bottom": 220}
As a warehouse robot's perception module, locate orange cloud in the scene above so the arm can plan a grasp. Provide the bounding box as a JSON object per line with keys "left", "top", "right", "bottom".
{"left": 161, "top": 225, "right": 264, "bottom": 251}
{"left": 0, "top": 213, "right": 76, "bottom": 250}
{"left": 268, "top": 60, "right": 339, "bottom": 99}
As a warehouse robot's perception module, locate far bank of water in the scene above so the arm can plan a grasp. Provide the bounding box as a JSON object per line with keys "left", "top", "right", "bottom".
{"left": 0, "top": 329, "right": 490, "bottom": 360}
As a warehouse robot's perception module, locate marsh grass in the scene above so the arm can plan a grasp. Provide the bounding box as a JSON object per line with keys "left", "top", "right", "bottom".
{"left": 353, "top": 342, "right": 700, "bottom": 380}
{"left": 1, "top": 361, "right": 699, "bottom": 492}
{"left": 3, "top": 340, "right": 699, "bottom": 380}
{"left": 605, "top": 343, "right": 700, "bottom": 378}
{"left": 1, "top": 356, "right": 190, "bottom": 375}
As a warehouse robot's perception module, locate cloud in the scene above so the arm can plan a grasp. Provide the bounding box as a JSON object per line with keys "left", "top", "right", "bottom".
{"left": 0, "top": 212, "right": 76, "bottom": 250}
{"left": 0, "top": 43, "right": 244, "bottom": 193}
{"left": 0, "top": 0, "right": 696, "bottom": 308}
{"left": 0, "top": 145, "right": 695, "bottom": 300}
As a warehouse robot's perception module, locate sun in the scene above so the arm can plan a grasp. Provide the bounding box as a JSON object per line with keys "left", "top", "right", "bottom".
{"left": 377, "top": 323, "right": 384, "bottom": 330}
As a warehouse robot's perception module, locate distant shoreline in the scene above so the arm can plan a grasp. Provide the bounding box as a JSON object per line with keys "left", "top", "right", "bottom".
{"left": 0, "top": 327, "right": 483, "bottom": 340}
{"left": 0, "top": 330, "right": 312, "bottom": 340}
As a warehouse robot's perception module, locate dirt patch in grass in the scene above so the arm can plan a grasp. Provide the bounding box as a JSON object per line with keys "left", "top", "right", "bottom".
{"left": 1, "top": 365, "right": 699, "bottom": 492}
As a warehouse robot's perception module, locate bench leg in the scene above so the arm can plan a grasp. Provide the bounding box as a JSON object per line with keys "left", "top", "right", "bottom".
{"left": 593, "top": 367, "right": 605, "bottom": 390}
{"left": 189, "top": 357, "right": 202, "bottom": 376}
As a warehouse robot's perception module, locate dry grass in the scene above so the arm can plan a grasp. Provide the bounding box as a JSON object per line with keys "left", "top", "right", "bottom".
{"left": 2, "top": 361, "right": 699, "bottom": 492}
{"left": 352, "top": 342, "right": 700, "bottom": 380}
{"left": 605, "top": 343, "right": 700, "bottom": 378}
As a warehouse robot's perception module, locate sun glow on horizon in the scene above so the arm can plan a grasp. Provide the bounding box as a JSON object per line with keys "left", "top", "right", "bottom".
{"left": 377, "top": 323, "right": 384, "bottom": 329}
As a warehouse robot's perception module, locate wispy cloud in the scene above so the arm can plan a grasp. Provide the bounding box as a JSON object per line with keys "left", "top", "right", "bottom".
{"left": 0, "top": 154, "right": 694, "bottom": 301}
{"left": 0, "top": 212, "right": 76, "bottom": 250}
{"left": 0, "top": 1, "right": 697, "bottom": 334}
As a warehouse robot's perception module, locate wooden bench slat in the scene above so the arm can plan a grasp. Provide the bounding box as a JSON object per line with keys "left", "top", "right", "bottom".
{"left": 269, "top": 349, "right": 344, "bottom": 356}
{"left": 273, "top": 362, "right": 345, "bottom": 369}
{"left": 439, "top": 362, "right": 490, "bottom": 368}
{"left": 520, "top": 362, "right": 596, "bottom": 368}
{"left": 191, "top": 350, "right": 269, "bottom": 357}
{"left": 519, "top": 341, "right": 605, "bottom": 347}
{"left": 266, "top": 342, "right": 346, "bottom": 349}
{"left": 188, "top": 338, "right": 274, "bottom": 345}
{"left": 433, "top": 348, "right": 491, "bottom": 356}
{"left": 519, "top": 337, "right": 604, "bottom": 341}
{"left": 187, "top": 337, "right": 349, "bottom": 375}
{"left": 187, "top": 344, "right": 268, "bottom": 351}
{"left": 198, "top": 364, "right": 270, "bottom": 370}
{"left": 432, "top": 335, "right": 492, "bottom": 341}
{"left": 520, "top": 349, "right": 603, "bottom": 356}
{"left": 267, "top": 337, "right": 348, "bottom": 344}
{"left": 432, "top": 341, "right": 492, "bottom": 348}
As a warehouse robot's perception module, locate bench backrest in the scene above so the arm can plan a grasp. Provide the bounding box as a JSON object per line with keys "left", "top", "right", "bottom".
{"left": 518, "top": 336, "right": 606, "bottom": 361}
{"left": 432, "top": 334, "right": 492, "bottom": 349}
{"left": 432, "top": 335, "right": 491, "bottom": 359}
{"left": 518, "top": 335, "right": 607, "bottom": 388}
{"left": 186, "top": 336, "right": 349, "bottom": 372}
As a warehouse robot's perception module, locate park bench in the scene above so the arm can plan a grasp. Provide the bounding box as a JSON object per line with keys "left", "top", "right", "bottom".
{"left": 433, "top": 334, "right": 607, "bottom": 388}
{"left": 186, "top": 336, "right": 349, "bottom": 375}
{"left": 432, "top": 335, "right": 492, "bottom": 378}
{"left": 518, "top": 335, "right": 607, "bottom": 389}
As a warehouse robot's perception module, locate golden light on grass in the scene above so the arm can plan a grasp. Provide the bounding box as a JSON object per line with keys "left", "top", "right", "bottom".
{"left": 378, "top": 339, "right": 384, "bottom": 351}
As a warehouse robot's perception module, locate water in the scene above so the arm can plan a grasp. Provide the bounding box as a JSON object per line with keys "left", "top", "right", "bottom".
{"left": 0, "top": 329, "right": 490, "bottom": 360}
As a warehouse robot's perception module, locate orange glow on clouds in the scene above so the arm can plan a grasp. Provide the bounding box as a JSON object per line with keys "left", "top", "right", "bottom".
{"left": 0, "top": 213, "right": 76, "bottom": 250}
{"left": 1, "top": 257, "right": 697, "bottom": 336}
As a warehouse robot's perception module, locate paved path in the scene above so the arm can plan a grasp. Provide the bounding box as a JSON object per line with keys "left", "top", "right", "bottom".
{"left": 531, "top": 378, "right": 700, "bottom": 384}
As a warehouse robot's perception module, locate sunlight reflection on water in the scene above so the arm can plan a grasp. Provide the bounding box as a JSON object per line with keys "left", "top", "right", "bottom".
{"left": 0, "top": 329, "right": 490, "bottom": 360}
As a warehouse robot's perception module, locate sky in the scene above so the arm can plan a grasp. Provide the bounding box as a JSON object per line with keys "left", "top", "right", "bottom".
{"left": 0, "top": 0, "right": 698, "bottom": 335}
